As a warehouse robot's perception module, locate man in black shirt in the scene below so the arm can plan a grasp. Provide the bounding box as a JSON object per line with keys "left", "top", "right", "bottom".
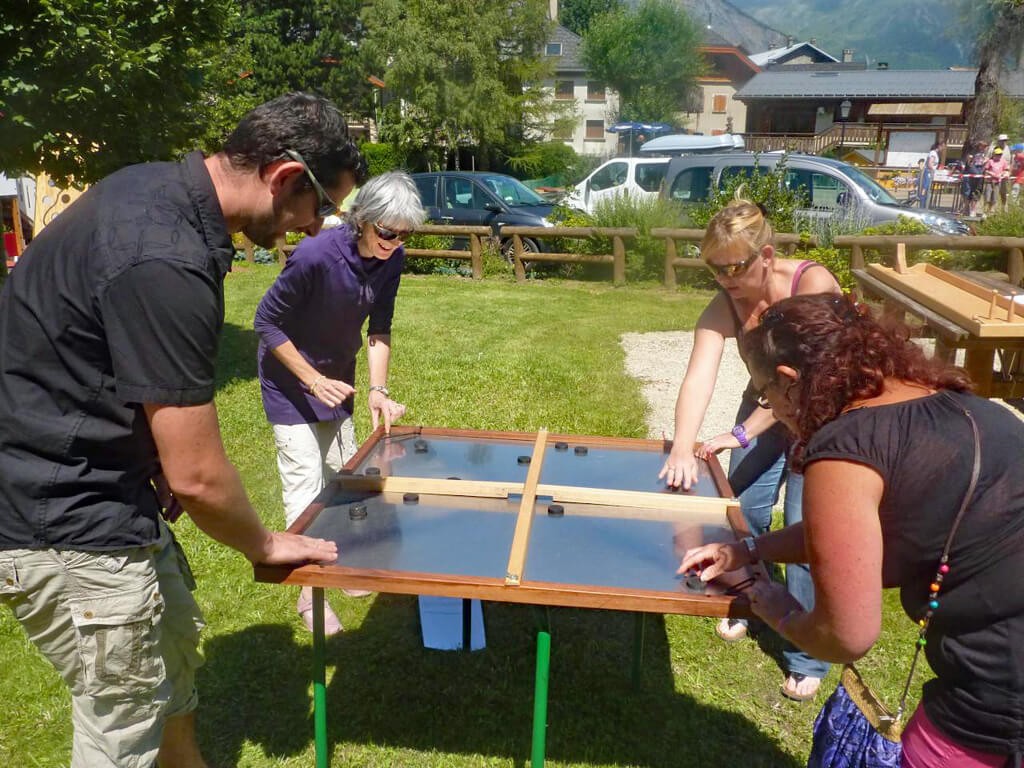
{"left": 0, "top": 93, "right": 366, "bottom": 767}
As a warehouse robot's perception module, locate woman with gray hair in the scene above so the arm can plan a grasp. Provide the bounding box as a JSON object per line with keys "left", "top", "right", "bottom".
{"left": 254, "top": 170, "right": 425, "bottom": 634}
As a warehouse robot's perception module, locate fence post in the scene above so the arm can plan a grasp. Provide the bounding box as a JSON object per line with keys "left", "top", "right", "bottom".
{"left": 612, "top": 236, "right": 626, "bottom": 286}
{"left": 663, "top": 238, "right": 678, "bottom": 290}
{"left": 469, "top": 234, "right": 483, "bottom": 280}
{"left": 1009, "top": 247, "right": 1023, "bottom": 287}
{"left": 276, "top": 237, "right": 287, "bottom": 266}
{"left": 244, "top": 236, "right": 255, "bottom": 263}
{"left": 513, "top": 234, "right": 527, "bottom": 282}
{"left": 850, "top": 243, "right": 865, "bottom": 270}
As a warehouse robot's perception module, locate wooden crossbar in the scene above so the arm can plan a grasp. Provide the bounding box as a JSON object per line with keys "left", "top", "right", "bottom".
{"left": 335, "top": 475, "right": 733, "bottom": 514}
{"left": 504, "top": 429, "right": 548, "bottom": 585}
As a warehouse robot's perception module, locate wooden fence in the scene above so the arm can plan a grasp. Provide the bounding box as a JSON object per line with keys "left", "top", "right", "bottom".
{"left": 833, "top": 235, "right": 1024, "bottom": 286}
{"left": 403, "top": 224, "right": 491, "bottom": 280}
{"left": 501, "top": 226, "right": 637, "bottom": 284}
{"left": 240, "top": 230, "right": 1024, "bottom": 291}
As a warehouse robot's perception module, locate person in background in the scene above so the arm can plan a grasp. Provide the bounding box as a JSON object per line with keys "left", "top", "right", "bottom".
{"left": 1011, "top": 143, "right": 1024, "bottom": 205}
{"left": 996, "top": 134, "right": 1012, "bottom": 208}
{"left": 965, "top": 142, "right": 987, "bottom": 217}
{"left": 681, "top": 292, "right": 1024, "bottom": 768}
{"left": 254, "top": 171, "right": 425, "bottom": 635}
{"left": 918, "top": 139, "right": 943, "bottom": 208}
{"left": 0, "top": 92, "right": 356, "bottom": 768}
{"left": 659, "top": 196, "right": 839, "bottom": 701}
{"left": 983, "top": 147, "right": 1009, "bottom": 216}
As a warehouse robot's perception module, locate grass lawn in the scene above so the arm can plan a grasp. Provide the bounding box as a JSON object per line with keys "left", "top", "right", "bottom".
{"left": 0, "top": 266, "right": 924, "bottom": 767}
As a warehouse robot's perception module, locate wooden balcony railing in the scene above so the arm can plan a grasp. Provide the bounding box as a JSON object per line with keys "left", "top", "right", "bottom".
{"left": 742, "top": 124, "right": 969, "bottom": 156}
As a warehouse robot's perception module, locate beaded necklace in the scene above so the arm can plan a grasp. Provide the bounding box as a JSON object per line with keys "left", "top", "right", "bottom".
{"left": 891, "top": 407, "right": 981, "bottom": 724}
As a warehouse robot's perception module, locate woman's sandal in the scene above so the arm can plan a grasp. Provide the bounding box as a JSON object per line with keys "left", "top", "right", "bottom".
{"left": 715, "top": 617, "right": 748, "bottom": 642}
{"left": 781, "top": 673, "right": 822, "bottom": 702}
{"left": 297, "top": 592, "right": 343, "bottom": 636}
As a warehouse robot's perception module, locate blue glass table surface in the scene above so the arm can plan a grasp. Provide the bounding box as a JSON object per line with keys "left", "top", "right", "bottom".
{"left": 301, "top": 487, "right": 733, "bottom": 594}
{"left": 352, "top": 433, "right": 723, "bottom": 498}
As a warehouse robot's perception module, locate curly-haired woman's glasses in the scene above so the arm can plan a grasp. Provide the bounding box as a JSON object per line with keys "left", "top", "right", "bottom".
{"left": 753, "top": 382, "right": 773, "bottom": 409}
{"left": 705, "top": 250, "right": 760, "bottom": 279}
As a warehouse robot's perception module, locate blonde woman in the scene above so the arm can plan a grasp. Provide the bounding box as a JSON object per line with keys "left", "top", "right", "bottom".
{"left": 659, "top": 198, "right": 839, "bottom": 701}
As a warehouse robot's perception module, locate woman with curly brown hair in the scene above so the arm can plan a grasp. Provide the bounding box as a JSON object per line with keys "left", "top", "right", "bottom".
{"left": 681, "top": 293, "right": 1024, "bottom": 766}
{"left": 660, "top": 197, "right": 839, "bottom": 700}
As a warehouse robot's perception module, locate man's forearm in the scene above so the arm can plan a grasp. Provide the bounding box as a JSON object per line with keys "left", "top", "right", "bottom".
{"left": 174, "top": 461, "right": 273, "bottom": 562}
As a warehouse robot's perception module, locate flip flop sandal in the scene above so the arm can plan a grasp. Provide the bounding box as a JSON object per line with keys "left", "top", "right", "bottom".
{"left": 781, "top": 673, "right": 822, "bottom": 702}
{"left": 715, "top": 617, "right": 748, "bottom": 642}
{"left": 297, "top": 593, "right": 343, "bottom": 636}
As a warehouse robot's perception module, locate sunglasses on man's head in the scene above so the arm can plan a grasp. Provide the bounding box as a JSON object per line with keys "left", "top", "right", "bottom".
{"left": 282, "top": 148, "right": 339, "bottom": 219}
{"left": 705, "top": 249, "right": 760, "bottom": 278}
{"left": 372, "top": 222, "right": 412, "bottom": 241}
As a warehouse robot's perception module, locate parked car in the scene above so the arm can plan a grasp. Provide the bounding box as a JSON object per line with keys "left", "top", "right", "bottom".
{"left": 411, "top": 171, "right": 554, "bottom": 258}
{"left": 660, "top": 152, "right": 970, "bottom": 235}
{"left": 564, "top": 157, "right": 669, "bottom": 214}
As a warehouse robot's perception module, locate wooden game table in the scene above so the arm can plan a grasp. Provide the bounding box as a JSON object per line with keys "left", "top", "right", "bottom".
{"left": 854, "top": 259, "right": 1024, "bottom": 398}
{"left": 255, "top": 426, "right": 756, "bottom": 768}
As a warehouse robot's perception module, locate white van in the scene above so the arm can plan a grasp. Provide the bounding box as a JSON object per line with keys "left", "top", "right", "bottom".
{"left": 565, "top": 157, "right": 669, "bottom": 214}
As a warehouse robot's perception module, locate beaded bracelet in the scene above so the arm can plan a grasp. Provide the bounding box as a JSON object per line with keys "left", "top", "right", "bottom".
{"left": 309, "top": 374, "right": 326, "bottom": 396}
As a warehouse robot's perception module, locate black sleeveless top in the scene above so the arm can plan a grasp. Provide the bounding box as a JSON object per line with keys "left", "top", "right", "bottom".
{"left": 804, "top": 390, "right": 1024, "bottom": 755}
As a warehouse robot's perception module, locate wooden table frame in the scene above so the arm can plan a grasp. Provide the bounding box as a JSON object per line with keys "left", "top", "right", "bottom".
{"left": 854, "top": 267, "right": 1024, "bottom": 399}
{"left": 255, "top": 426, "right": 754, "bottom": 768}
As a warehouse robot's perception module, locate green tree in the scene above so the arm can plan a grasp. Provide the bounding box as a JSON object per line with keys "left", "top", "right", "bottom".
{"left": 235, "top": 0, "right": 369, "bottom": 114}
{"left": 0, "top": 0, "right": 235, "bottom": 184}
{"left": 965, "top": 0, "right": 1024, "bottom": 148}
{"left": 363, "top": 0, "right": 556, "bottom": 170}
{"left": 559, "top": 0, "right": 624, "bottom": 36}
{"left": 580, "top": 0, "right": 704, "bottom": 123}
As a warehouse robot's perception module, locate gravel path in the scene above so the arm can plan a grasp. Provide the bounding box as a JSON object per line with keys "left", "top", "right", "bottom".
{"left": 620, "top": 332, "right": 1024, "bottom": 463}
{"left": 620, "top": 331, "right": 747, "bottom": 472}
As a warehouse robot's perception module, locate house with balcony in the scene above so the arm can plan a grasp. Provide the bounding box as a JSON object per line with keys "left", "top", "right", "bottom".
{"left": 734, "top": 65, "right": 1024, "bottom": 165}
{"left": 678, "top": 30, "right": 761, "bottom": 137}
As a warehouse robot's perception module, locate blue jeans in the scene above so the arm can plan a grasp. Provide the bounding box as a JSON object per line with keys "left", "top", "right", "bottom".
{"left": 727, "top": 397, "right": 831, "bottom": 679}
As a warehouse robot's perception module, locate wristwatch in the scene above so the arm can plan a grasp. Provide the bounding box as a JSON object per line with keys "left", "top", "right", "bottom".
{"left": 741, "top": 536, "right": 760, "bottom": 564}
{"left": 369, "top": 385, "right": 389, "bottom": 397}
{"left": 731, "top": 424, "right": 750, "bottom": 449}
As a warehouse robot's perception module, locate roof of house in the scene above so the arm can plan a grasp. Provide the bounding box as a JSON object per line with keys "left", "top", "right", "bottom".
{"left": 703, "top": 29, "right": 736, "bottom": 49}
{"left": 749, "top": 41, "right": 839, "bottom": 67}
{"left": 736, "top": 69, "right": 979, "bottom": 100}
{"left": 545, "top": 25, "right": 586, "bottom": 73}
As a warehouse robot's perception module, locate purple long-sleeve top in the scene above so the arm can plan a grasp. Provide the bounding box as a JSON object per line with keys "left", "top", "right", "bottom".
{"left": 254, "top": 224, "right": 405, "bottom": 425}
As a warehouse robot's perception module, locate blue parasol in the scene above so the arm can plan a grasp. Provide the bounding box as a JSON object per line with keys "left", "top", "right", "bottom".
{"left": 606, "top": 121, "right": 673, "bottom": 135}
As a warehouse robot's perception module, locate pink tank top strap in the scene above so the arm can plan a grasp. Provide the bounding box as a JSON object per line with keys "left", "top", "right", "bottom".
{"left": 790, "top": 260, "right": 824, "bottom": 295}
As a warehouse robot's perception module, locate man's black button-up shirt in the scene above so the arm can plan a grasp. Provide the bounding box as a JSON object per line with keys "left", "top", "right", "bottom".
{"left": 0, "top": 152, "right": 234, "bottom": 550}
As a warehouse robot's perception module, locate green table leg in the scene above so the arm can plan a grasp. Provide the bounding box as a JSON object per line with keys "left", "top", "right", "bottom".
{"left": 632, "top": 612, "right": 646, "bottom": 687}
{"left": 313, "top": 587, "right": 329, "bottom": 768}
{"left": 531, "top": 630, "right": 551, "bottom": 768}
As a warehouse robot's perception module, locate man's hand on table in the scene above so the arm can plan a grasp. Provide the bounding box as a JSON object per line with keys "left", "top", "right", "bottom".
{"left": 249, "top": 531, "right": 338, "bottom": 566}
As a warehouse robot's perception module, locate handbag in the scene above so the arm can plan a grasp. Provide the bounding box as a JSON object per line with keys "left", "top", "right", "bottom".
{"left": 807, "top": 407, "right": 981, "bottom": 768}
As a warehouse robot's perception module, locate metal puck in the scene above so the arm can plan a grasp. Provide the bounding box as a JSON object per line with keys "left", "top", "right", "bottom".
{"left": 365, "top": 466, "right": 381, "bottom": 476}
{"left": 573, "top": 445, "right": 588, "bottom": 456}
{"left": 554, "top": 441, "right": 569, "bottom": 451}
{"left": 349, "top": 503, "right": 368, "bottom": 520}
{"left": 517, "top": 455, "right": 531, "bottom": 465}
{"left": 547, "top": 504, "right": 565, "bottom": 517}
{"left": 414, "top": 439, "right": 429, "bottom": 453}
{"left": 403, "top": 492, "right": 419, "bottom": 504}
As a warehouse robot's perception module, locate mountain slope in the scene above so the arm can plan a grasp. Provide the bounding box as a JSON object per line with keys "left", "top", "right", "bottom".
{"left": 726, "top": 0, "right": 970, "bottom": 68}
